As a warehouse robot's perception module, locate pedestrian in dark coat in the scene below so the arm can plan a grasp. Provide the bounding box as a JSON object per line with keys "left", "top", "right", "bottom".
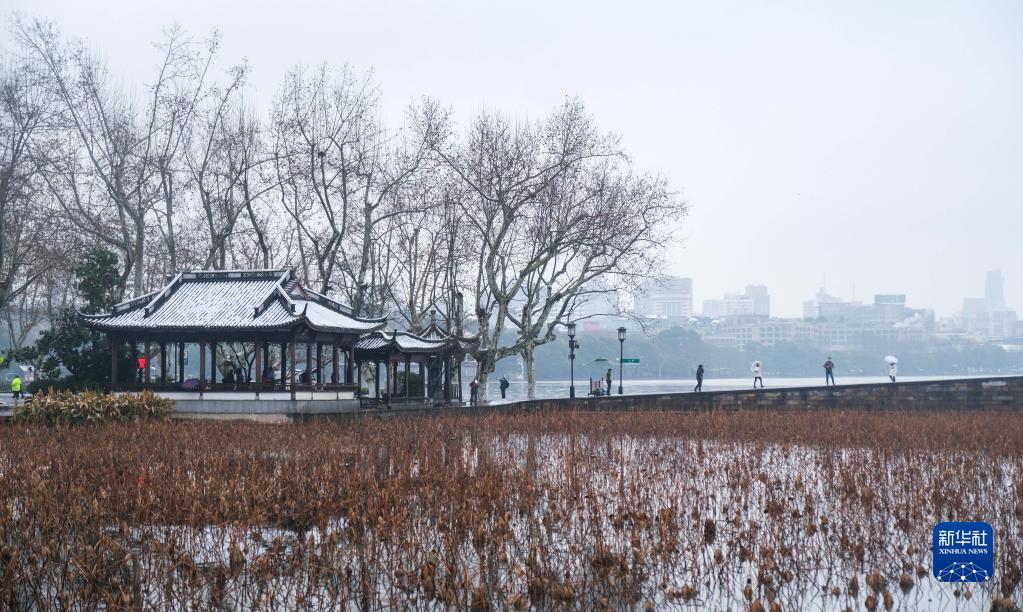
{"left": 694, "top": 364, "right": 704, "bottom": 392}
{"left": 823, "top": 357, "right": 836, "bottom": 386}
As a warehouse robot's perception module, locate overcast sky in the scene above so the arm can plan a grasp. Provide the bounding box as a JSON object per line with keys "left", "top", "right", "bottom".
{"left": 6, "top": 0, "right": 1022, "bottom": 317}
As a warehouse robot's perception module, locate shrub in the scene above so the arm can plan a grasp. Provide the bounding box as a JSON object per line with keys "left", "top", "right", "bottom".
{"left": 14, "top": 389, "right": 173, "bottom": 425}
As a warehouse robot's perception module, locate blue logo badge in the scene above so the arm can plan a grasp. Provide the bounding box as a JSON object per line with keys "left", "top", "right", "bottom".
{"left": 933, "top": 521, "right": 993, "bottom": 582}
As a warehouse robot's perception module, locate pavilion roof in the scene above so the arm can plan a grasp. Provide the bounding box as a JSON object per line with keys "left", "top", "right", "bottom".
{"left": 79, "top": 269, "right": 387, "bottom": 335}
{"left": 356, "top": 326, "right": 480, "bottom": 357}
{"left": 356, "top": 330, "right": 450, "bottom": 354}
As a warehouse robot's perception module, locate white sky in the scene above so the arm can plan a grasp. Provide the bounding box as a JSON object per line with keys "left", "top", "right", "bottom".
{"left": 5, "top": 0, "right": 1022, "bottom": 317}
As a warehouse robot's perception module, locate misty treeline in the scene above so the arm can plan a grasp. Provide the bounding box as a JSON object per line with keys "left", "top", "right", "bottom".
{"left": 0, "top": 17, "right": 684, "bottom": 396}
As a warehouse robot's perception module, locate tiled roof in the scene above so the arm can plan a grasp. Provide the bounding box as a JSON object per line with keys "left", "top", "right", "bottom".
{"left": 418, "top": 322, "right": 481, "bottom": 353}
{"left": 80, "top": 269, "right": 386, "bottom": 335}
{"left": 355, "top": 330, "right": 470, "bottom": 355}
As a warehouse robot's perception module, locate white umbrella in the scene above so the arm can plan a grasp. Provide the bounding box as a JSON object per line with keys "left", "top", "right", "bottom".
{"left": 884, "top": 355, "right": 898, "bottom": 365}
{"left": 751, "top": 361, "right": 762, "bottom": 371}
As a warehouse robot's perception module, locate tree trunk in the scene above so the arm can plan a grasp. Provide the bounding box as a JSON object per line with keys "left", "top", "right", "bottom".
{"left": 474, "top": 349, "right": 496, "bottom": 402}
{"left": 133, "top": 217, "right": 146, "bottom": 296}
{"left": 162, "top": 170, "right": 177, "bottom": 272}
{"left": 522, "top": 343, "right": 537, "bottom": 399}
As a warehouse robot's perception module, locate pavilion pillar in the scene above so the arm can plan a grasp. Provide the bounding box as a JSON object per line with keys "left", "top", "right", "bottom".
{"left": 144, "top": 340, "right": 151, "bottom": 386}
{"left": 198, "top": 340, "right": 206, "bottom": 396}
{"left": 210, "top": 342, "right": 217, "bottom": 385}
{"left": 422, "top": 362, "right": 428, "bottom": 399}
{"left": 444, "top": 357, "right": 451, "bottom": 401}
{"left": 348, "top": 347, "right": 356, "bottom": 385}
{"left": 305, "top": 341, "right": 313, "bottom": 387}
{"left": 262, "top": 343, "right": 270, "bottom": 382}
{"left": 457, "top": 360, "right": 463, "bottom": 401}
{"left": 110, "top": 336, "right": 119, "bottom": 392}
{"left": 254, "top": 340, "right": 263, "bottom": 397}
{"left": 289, "top": 340, "right": 297, "bottom": 400}
{"left": 280, "top": 343, "right": 288, "bottom": 385}
{"left": 317, "top": 343, "right": 324, "bottom": 384}
{"left": 332, "top": 343, "right": 340, "bottom": 384}
{"left": 375, "top": 361, "right": 381, "bottom": 398}
{"left": 404, "top": 357, "right": 410, "bottom": 398}
{"left": 159, "top": 342, "right": 167, "bottom": 384}
{"left": 357, "top": 358, "right": 362, "bottom": 391}
{"left": 130, "top": 340, "right": 137, "bottom": 387}
{"left": 178, "top": 343, "right": 185, "bottom": 384}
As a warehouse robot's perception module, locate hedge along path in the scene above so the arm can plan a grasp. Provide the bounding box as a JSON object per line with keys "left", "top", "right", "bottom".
{"left": 0, "top": 410, "right": 1020, "bottom": 610}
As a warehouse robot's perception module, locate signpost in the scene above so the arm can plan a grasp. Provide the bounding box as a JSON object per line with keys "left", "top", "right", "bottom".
{"left": 621, "top": 358, "right": 640, "bottom": 364}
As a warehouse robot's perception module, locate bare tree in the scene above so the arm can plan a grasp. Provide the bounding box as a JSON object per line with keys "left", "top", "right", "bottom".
{"left": 429, "top": 99, "right": 685, "bottom": 398}
{"left": 185, "top": 64, "right": 275, "bottom": 269}
{"left": 0, "top": 47, "right": 57, "bottom": 318}
{"left": 270, "top": 65, "right": 431, "bottom": 311}
{"left": 17, "top": 18, "right": 216, "bottom": 296}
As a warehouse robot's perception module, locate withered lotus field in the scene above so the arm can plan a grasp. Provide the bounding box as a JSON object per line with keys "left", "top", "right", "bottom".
{"left": 1, "top": 409, "right": 1020, "bottom": 610}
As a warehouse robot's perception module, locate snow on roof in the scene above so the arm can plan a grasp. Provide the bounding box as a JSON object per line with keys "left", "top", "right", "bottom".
{"left": 355, "top": 330, "right": 464, "bottom": 354}
{"left": 80, "top": 269, "right": 385, "bottom": 335}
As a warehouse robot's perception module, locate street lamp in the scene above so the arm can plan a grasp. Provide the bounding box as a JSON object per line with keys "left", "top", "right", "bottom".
{"left": 567, "top": 322, "right": 578, "bottom": 398}
{"left": 617, "top": 327, "right": 627, "bottom": 395}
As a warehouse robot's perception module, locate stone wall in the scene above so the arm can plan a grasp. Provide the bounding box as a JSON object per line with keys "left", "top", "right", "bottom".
{"left": 503, "top": 376, "right": 1023, "bottom": 414}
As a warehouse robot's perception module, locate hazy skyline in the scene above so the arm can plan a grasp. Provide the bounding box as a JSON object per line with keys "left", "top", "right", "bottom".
{"left": 6, "top": 0, "right": 1021, "bottom": 317}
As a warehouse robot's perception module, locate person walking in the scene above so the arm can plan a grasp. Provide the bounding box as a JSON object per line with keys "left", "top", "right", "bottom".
{"left": 889, "top": 362, "right": 897, "bottom": 383}
{"left": 752, "top": 361, "right": 764, "bottom": 388}
{"left": 605, "top": 368, "right": 613, "bottom": 396}
{"left": 694, "top": 364, "right": 704, "bottom": 392}
{"left": 499, "top": 375, "right": 509, "bottom": 399}
{"left": 823, "top": 356, "right": 836, "bottom": 386}
{"left": 469, "top": 378, "right": 479, "bottom": 405}
{"left": 11, "top": 375, "right": 22, "bottom": 402}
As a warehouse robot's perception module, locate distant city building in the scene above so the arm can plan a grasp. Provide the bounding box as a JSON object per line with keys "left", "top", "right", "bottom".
{"left": 635, "top": 276, "right": 693, "bottom": 318}
{"left": 701, "top": 284, "right": 767, "bottom": 318}
{"left": 802, "top": 288, "right": 842, "bottom": 320}
{"left": 986, "top": 270, "right": 1005, "bottom": 309}
{"left": 961, "top": 270, "right": 1016, "bottom": 339}
{"left": 702, "top": 293, "right": 754, "bottom": 318}
{"left": 745, "top": 284, "right": 771, "bottom": 317}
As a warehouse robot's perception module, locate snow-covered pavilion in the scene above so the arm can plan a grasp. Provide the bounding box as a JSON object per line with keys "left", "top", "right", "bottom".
{"left": 355, "top": 325, "right": 478, "bottom": 405}
{"left": 80, "top": 269, "right": 386, "bottom": 402}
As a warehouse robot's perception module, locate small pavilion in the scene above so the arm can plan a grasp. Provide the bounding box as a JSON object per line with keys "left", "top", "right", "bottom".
{"left": 80, "top": 269, "right": 386, "bottom": 401}
{"left": 355, "top": 324, "right": 478, "bottom": 405}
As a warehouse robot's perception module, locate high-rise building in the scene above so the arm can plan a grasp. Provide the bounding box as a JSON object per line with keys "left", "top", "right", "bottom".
{"left": 986, "top": 270, "right": 1005, "bottom": 309}
{"left": 803, "top": 288, "right": 842, "bottom": 320}
{"left": 635, "top": 277, "right": 693, "bottom": 318}
{"left": 744, "top": 284, "right": 770, "bottom": 317}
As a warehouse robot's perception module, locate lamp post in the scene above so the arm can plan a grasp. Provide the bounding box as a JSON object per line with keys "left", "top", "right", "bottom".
{"left": 567, "top": 322, "right": 578, "bottom": 398}
{"left": 617, "top": 326, "right": 627, "bottom": 395}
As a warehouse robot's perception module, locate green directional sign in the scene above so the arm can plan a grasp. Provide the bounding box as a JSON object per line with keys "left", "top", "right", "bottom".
{"left": 621, "top": 358, "right": 640, "bottom": 364}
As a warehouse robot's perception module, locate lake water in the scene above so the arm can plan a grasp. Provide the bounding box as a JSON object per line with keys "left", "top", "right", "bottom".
{"left": 474, "top": 374, "right": 996, "bottom": 403}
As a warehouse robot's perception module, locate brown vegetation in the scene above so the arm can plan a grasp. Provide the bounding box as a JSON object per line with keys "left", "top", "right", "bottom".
{"left": 0, "top": 409, "right": 1020, "bottom": 609}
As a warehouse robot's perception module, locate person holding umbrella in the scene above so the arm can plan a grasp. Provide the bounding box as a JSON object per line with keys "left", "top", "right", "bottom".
{"left": 752, "top": 361, "right": 764, "bottom": 388}
{"left": 886, "top": 356, "right": 898, "bottom": 382}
